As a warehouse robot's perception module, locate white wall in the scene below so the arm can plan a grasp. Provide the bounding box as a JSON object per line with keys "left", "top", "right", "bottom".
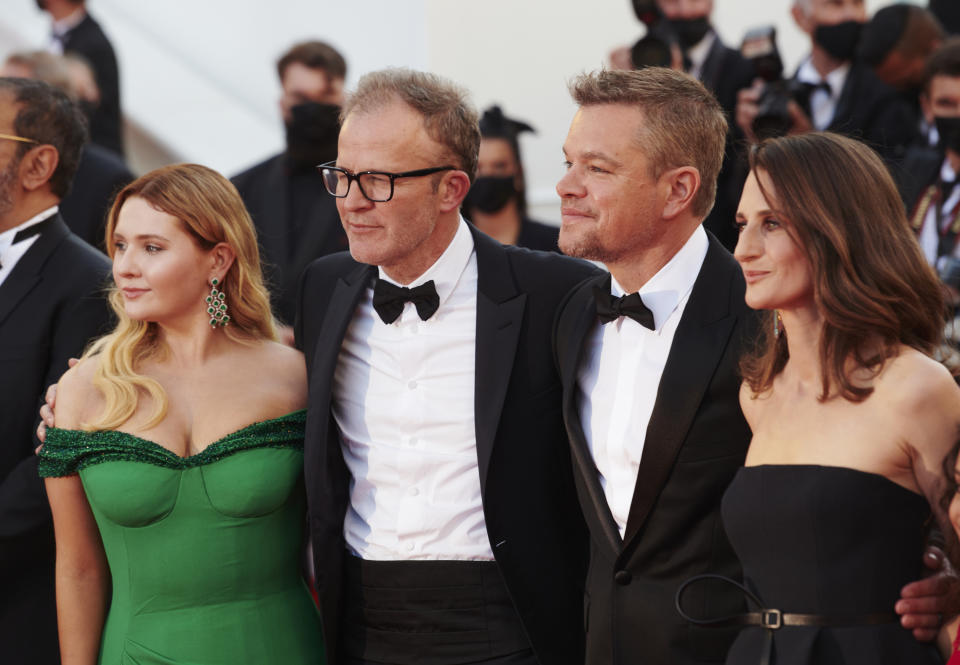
{"left": 0, "top": 0, "right": 914, "bottom": 220}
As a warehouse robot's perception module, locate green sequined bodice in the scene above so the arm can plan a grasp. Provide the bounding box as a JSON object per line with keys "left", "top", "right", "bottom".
{"left": 38, "top": 410, "right": 325, "bottom": 665}
{"left": 39, "top": 409, "right": 308, "bottom": 476}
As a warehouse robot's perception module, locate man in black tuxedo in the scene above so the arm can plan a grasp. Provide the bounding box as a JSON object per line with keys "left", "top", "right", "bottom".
{"left": 233, "top": 41, "right": 349, "bottom": 338}
{"left": 294, "top": 69, "right": 596, "bottom": 665}
{"left": 736, "top": 0, "right": 917, "bottom": 163}
{"left": 0, "top": 77, "right": 111, "bottom": 664}
{"left": 553, "top": 67, "right": 754, "bottom": 665}
{"left": 40, "top": 0, "right": 123, "bottom": 156}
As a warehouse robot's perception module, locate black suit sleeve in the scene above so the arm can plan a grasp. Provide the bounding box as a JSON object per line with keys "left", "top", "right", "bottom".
{"left": 0, "top": 276, "right": 111, "bottom": 545}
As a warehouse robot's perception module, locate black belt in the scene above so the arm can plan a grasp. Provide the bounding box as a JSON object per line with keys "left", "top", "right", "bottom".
{"left": 676, "top": 574, "right": 898, "bottom": 665}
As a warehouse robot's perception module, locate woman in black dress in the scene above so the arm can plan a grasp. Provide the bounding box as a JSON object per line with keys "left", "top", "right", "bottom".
{"left": 719, "top": 132, "right": 960, "bottom": 664}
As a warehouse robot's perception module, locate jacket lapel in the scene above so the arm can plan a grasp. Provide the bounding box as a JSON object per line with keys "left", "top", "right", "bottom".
{"left": 621, "top": 239, "right": 738, "bottom": 547}
{"left": 558, "top": 274, "right": 623, "bottom": 554}
{"left": 0, "top": 214, "right": 70, "bottom": 327}
{"left": 471, "top": 228, "right": 525, "bottom": 491}
{"left": 306, "top": 263, "right": 374, "bottom": 440}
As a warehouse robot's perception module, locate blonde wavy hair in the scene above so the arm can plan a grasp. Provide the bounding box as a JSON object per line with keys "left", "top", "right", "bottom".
{"left": 81, "top": 163, "right": 277, "bottom": 430}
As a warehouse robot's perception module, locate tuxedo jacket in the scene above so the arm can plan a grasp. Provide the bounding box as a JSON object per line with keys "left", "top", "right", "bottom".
{"left": 815, "top": 61, "right": 918, "bottom": 164}
{"left": 233, "top": 153, "right": 348, "bottom": 325}
{"left": 62, "top": 13, "right": 123, "bottom": 156}
{"left": 0, "top": 214, "right": 112, "bottom": 663}
{"left": 294, "top": 225, "right": 599, "bottom": 665}
{"left": 554, "top": 233, "right": 757, "bottom": 665}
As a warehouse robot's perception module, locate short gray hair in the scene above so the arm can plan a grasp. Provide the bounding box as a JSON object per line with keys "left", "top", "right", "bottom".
{"left": 342, "top": 68, "right": 480, "bottom": 182}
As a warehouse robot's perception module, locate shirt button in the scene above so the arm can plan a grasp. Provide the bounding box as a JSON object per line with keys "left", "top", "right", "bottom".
{"left": 405, "top": 542, "right": 415, "bottom": 552}
{"left": 409, "top": 487, "right": 419, "bottom": 497}
{"left": 408, "top": 437, "right": 418, "bottom": 447}
{"left": 408, "top": 380, "right": 417, "bottom": 389}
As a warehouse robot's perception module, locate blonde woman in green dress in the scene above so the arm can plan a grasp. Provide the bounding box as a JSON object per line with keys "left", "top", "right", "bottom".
{"left": 39, "top": 164, "right": 324, "bottom": 664}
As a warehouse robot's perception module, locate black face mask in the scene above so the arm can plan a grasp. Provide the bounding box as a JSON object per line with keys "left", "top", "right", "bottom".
{"left": 813, "top": 20, "right": 863, "bottom": 63}
{"left": 463, "top": 176, "right": 516, "bottom": 214}
{"left": 936, "top": 116, "right": 960, "bottom": 154}
{"left": 284, "top": 102, "right": 340, "bottom": 171}
{"left": 667, "top": 16, "right": 711, "bottom": 50}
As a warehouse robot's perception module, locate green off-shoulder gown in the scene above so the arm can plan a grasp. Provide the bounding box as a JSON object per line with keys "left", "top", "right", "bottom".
{"left": 39, "top": 411, "right": 325, "bottom": 665}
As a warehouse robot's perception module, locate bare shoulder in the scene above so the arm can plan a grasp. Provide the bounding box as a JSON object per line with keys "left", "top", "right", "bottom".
{"left": 878, "top": 348, "right": 960, "bottom": 412}
{"left": 55, "top": 357, "right": 103, "bottom": 430}
{"left": 250, "top": 340, "right": 307, "bottom": 410}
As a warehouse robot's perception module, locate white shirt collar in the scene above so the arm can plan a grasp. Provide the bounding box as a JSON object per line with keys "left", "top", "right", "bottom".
{"left": 0, "top": 205, "right": 58, "bottom": 251}
{"left": 610, "top": 225, "right": 708, "bottom": 331}
{"left": 377, "top": 217, "right": 474, "bottom": 313}
{"left": 941, "top": 157, "right": 958, "bottom": 184}
{"left": 796, "top": 57, "right": 850, "bottom": 99}
{"left": 686, "top": 31, "right": 716, "bottom": 78}
{"left": 52, "top": 8, "right": 87, "bottom": 37}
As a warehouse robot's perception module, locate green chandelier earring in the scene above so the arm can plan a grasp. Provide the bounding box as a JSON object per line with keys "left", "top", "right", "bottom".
{"left": 205, "top": 278, "right": 230, "bottom": 328}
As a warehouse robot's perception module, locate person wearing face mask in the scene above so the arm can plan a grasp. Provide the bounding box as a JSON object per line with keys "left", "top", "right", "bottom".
{"left": 462, "top": 106, "right": 560, "bottom": 252}
{"left": 899, "top": 40, "right": 960, "bottom": 278}
{"left": 736, "top": 0, "right": 918, "bottom": 163}
{"left": 232, "top": 41, "right": 348, "bottom": 341}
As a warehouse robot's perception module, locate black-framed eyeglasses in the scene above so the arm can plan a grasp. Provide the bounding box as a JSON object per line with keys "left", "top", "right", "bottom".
{"left": 318, "top": 161, "right": 456, "bottom": 202}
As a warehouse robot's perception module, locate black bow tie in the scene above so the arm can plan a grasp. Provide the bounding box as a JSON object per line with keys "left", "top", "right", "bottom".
{"left": 372, "top": 278, "right": 440, "bottom": 324}
{"left": 2, "top": 216, "right": 54, "bottom": 270}
{"left": 594, "top": 285, "right": 655, "bottom": 330}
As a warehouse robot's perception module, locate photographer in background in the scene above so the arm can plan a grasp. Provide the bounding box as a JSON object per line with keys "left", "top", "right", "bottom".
{"left": 736, "top": 0, "right": 917, "bottom": 163}
{"left": 898, "top": 40, "right": 960, "bottom": 317}
{"left": 612, "top": 0, "right": 754, "bottom": 251}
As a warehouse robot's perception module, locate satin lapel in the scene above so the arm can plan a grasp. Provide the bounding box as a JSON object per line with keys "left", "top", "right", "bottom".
{"left": 472, "top": 228, "right": 525, "bottom": 491}
{"left": 308, "top": 264, "right": 374, "bottom": 429}
{"left": 559, "top": 274, "right": 622, "bottom": 554}
{"left": 0, "top": 215, "right": 70, "bottom": 327}
{"left": 621, "top": 242, "right": 737, "bottom": 547}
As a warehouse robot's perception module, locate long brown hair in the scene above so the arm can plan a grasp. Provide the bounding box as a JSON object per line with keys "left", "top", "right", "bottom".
{"left": 82, "top": 163, "right": 277, "bottom": 430}
{"left": 740, "top": 132, "right": 946, "bottom": 402}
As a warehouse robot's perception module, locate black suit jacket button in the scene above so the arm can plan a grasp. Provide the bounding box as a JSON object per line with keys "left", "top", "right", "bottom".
{"left": 614, "top": 570, "right": 632, "bottom": 585}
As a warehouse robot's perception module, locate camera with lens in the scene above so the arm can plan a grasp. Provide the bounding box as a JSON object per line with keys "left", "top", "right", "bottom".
{"left": 629, "top": 0, "right": 677, "bottom": 69}
{"left": 742, "top": 26, "right": 811, "bottom": 140}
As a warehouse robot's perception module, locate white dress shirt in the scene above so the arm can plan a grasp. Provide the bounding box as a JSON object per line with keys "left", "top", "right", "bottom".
{"left": 686, "top": 31, "right": 716, "bottom": 82}
{"left": 796, "top": 59, "right": 850, "bottom": 131}
{"left": 333, "top": 219, "right": 494, "bottom": 561}
{"left": 576, "top": 226, "right": 708, "bottom": 537}
{"left": 918, "top": 158, "right": 960, "bottom": 269}
{"left": 49, "top": 8, "right": 86, "bottom": 54}
{"left": 0, "top": 206, "right": 58, "bottom": 288}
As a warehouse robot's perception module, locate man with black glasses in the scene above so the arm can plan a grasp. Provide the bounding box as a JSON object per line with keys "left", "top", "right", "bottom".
{"left": 295, "top": 68, "right": 598, "bottom": 665}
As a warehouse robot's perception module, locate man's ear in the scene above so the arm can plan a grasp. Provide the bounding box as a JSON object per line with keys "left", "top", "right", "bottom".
{"left": 438, "top": 170, "right": 472, "bottom": 213}
{"left": 660, "top": 166, "right": 701, "bottom": 221}
{"left": 19, "top": 145, "right": 59, "bottom": 192}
